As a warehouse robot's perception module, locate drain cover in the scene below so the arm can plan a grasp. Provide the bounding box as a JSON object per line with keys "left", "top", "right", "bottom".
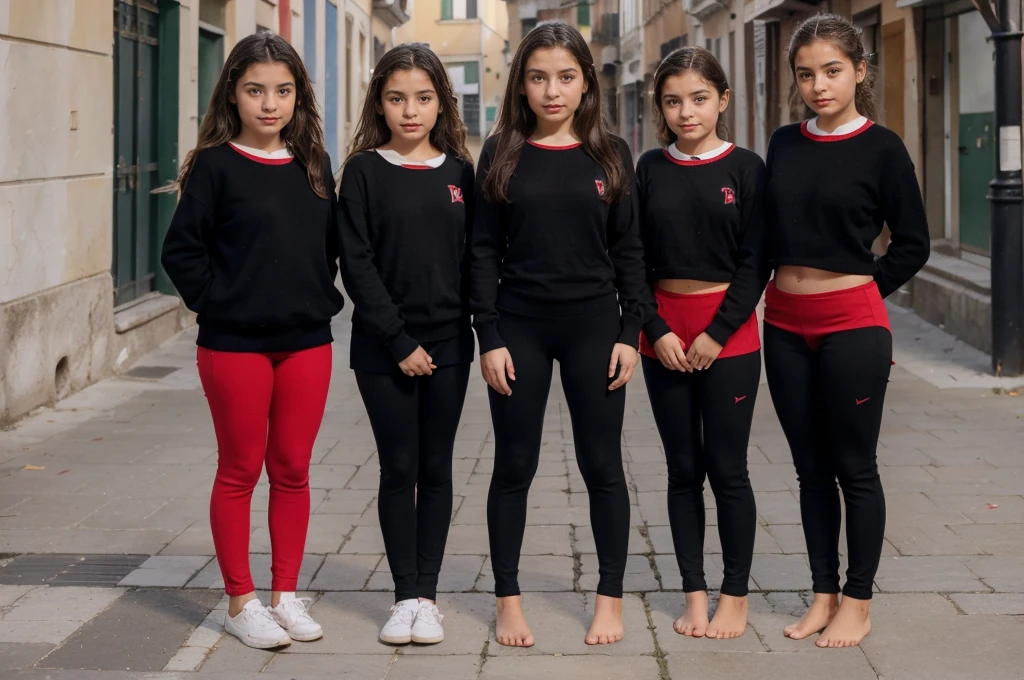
{"left": 0, "top": 554, "right": 149, "bottom": 586}
{"left": 125, "top": 365, "right": 179, "bottom": 380}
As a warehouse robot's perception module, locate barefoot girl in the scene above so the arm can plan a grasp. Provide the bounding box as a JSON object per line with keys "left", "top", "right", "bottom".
{"left": 161, "top": 32, "right": 342, "bottom": 649}
{"left": 337, "top": 43, "right": 474, "bottom": 646}
{"left": 637, "top": 46, "right": 769, "bottom": 641}
{"left": 763, "top": 14, "right": 929, "bottom": 647}
{"left": 471, "top": 22, "right": 655, "bottom": 647}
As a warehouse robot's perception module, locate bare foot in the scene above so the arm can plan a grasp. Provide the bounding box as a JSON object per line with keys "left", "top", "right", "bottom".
{"left": 673, "top": 590, "right": 709, "bottom": 637}
{"left": 585, "top": 594, "right": 625, "bottom": 645}
{"left": 706, "top": 594, "right": 748, "bottom": 639}
{"left": 783, "top": 593, "right": 839, "bottom": 640}
{"left": 495, "top": 596, "right": 534, "bottom": 647}
{"left": 816, "top": 596, "right": 871, "bottom": 648}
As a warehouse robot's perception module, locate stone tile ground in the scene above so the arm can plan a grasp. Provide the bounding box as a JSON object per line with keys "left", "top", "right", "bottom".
{"left": 0, "top": 306, "right": 1022, "bottom": 679}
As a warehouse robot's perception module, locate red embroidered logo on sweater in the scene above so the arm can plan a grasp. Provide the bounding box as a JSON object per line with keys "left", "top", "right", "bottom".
{"left": 721, "top": 187, "right": 736, "bottom": 204}
{"left": 595, "top": 179, "right": 605, "bottom": 196}
{"left": 448, "top": 185, "right": 464, "bottom": 204}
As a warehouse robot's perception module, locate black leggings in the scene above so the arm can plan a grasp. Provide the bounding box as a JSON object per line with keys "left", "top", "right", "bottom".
{"left": 487, "top": 310, "right": 629, "bottom": 598}
{"left": 355, "top": 363, "right": 471, "bottom": 602}
{"left": 763, "top": 324, "right": 891, "bottom": 600}
{"left": 642, "top": 352, "right": 760, "bottom": 596}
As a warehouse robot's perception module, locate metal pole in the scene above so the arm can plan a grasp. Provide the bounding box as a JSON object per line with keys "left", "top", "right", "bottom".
{"left": 989, "top": 0, "right": 1024, "bottom": 376}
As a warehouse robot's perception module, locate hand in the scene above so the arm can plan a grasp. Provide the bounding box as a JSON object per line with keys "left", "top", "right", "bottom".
{"left": 398, "top": 346, "right": 436, "bottom": 377}
{"left": 685, "top": 332, "right": 723, "bottom": 371}
{"left": 653, "top": 333, "right": 693, "bottom": 372}
{"left": 481, "top": 348, "right": 515, "bottom": 395}
{"left": 608, "top": 343, "right": 639, "bottom": 390}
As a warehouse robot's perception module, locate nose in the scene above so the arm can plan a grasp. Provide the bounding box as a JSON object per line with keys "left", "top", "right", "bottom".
{"left": 544, "top": 79, "right": 559, "bottom": 100}
{"left": 403, "top": 100, "right": 416, "bottom": 118}
{"left": 262, "top": 94, "right": 278, "bottom": 112}
{"left": 813, "top": 74, "right": 828, "bottom": 93}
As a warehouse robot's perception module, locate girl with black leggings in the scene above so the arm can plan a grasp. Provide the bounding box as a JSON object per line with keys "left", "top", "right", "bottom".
{"left": 637, "top": 47, "right": 769, "bottom": 641}
{"left": 337, "top": 45, "right": 475, "bottom": 646}
{"left": 470, "top": 23, "right": 655, "bottom": 648}
{"left": 764, "top": 15, "right": 929, "bottom": 648}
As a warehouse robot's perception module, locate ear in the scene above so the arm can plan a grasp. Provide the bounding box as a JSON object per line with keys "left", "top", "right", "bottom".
{"left": 856, "top": 59, "right": 867, "bottom": 84}
{"left": 719, "top": 88, "right": 731, "bottom": 113}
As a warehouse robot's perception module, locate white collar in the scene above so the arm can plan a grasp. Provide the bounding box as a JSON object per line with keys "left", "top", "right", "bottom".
{"left": 807, "top": 116, "right": 869, "bottom": 137}
{"left": 667, "top": 140, "right": 734, "bottom": 162}
{"left": 376, "top": 148, "right": 446, "bottom": 168}
{"left": 228, "top": 142, "right": 293, "bottom": 159}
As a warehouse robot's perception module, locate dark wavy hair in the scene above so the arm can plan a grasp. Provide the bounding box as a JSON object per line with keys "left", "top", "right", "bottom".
{"left": 651, "top": 46, "right": 730, "bottom": 146}
{"left": 788, "top": 13, "right": 879, "bottom": 122}
{"left": 483, "top": 22, "right": 626, "bottom": 203}
{"left": 175, "top": 32, "right": 328, "bottom": 197}
{"left": 347, "top": 43, "right": 471, "bottom": 164}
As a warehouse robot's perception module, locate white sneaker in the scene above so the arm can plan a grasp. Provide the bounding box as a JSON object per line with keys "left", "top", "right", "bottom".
{"left": 224, "top": 599, "right": 292, "bottom": 649}
{"left": 379, "top": 599, "right": 419, "bottom": 644}
{"left": 269, "top": 592, "right": 324, "bottom": 642}
{"left": 411, "top": 601, "right": 445, "bottom": 644}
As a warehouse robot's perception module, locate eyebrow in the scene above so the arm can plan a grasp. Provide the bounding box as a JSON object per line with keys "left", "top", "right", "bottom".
{"left": 384, "top": 88, "right": 436, "bottom": 95}
{"left": 526, "top": 67, "right": 579, "bottom": 75}
{"left": 795, "top": 61, "right": 843, "bottom": 70}
{"left": 242, "top": 81, "right": 294, "bottom": 88}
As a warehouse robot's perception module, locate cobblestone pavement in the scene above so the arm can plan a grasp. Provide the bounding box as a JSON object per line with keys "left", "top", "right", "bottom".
{"left": 1, "top": 305, "right": 1023, "bottom": 679}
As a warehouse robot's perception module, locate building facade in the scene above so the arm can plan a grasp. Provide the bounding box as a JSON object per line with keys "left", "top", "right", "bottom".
{"left": 0, "top": 0, "right": 408, "bottom": 424}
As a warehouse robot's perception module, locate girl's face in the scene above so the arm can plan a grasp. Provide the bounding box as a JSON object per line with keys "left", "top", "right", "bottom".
{"left": 520, "top": 47, "right": 588, "bottom": 127}
{"left": 660, "top": 71, "right": 728, "bottom": 146}
{"left": 379, "top": 68, "right": 441, "bottom": 147}
{"left": 230, "top": 61, "right": 297, "bottom": 139}
{"left": 793, "top": 40, "right": 866, "bottom": 119}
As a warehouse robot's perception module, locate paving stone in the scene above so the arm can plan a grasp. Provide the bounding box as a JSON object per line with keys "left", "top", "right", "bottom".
{"left": 925, "top": 494, "right": 1024, "bottom": 523}
{"left": 963, "top": 556, "right": 1024, "bottom": 592}
{"left": 199, "top": 638, "right": 275, "bottom": 673}
{"left": 118, "top": 556, "right": 211, "bottom": 587}
{"left": 475, "top": 556, "right": 575, "bottom": 592}
{"left": 442, "top": 524, "right": 493, "bottom": 555}
{"left": 883, "top": 524, "right": 984, "bottom": 555}
{"left": 309, "top": 554, "right": 382, "bottom": 591}
{"left": 272, "top": 592, "right": 412, "bottom": 655}
{"left": 38, "top": 589, "right": 222, "bottom": 671}
{"left": 647, "top": 592, "right": 766, "bottom": 653}
{"left": 251, "top": 514, "right": 356, "bottom": 554}
{"left": 313, "top": 489, "right": 377, "bottom": 515}
{"left": 308, "top": 464, "right": 359, "bottom": 489}
{"left": 0, "top": 642, "right": 55, "bottom": 672}
{"left": 263, "top": 653, "right": 393, "bottom": 676}
{"left": 0, "top": 585, "right": 36, "bottom": 608}
{"left": 3, "top": 586, "right": 123, "bottom": 622}
{"left": 387, "top": 654, "right": 481, "bottom": 679}
{"left": 665, "top": 649, "right": 876, "bottom": 679}
{"left": 164, "top": 645, "right": 211, "bottom": 672}
{"left": 579, "top": 554, "right": 658, "bottom": 592}
{"left": 949, "top": 593, "right": 1024, "bottom": 615}
{"left": 874, "top": 556, "right": 988, "bottom": 592}
{"left": 574, "top": 525, "right": 648, "bottom": 555}
{"left": 186, "top": 554, "right": 324, "bottom": 591}
{"left": 0, "top": 620, "right": 83, "bottom": 644}
{"left": 339, "top": 526, "right": 387, "bottom": 553}
{"left": 749, "top": 554, "right": 811, "bottom": 591}
{"left": 753, "top": 490, "right": 802, "bottom": 525}
{"left": 950, "top": 523, "right": 1024, "bottom": 555}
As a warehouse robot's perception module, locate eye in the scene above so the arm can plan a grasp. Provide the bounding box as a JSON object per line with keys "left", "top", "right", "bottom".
{"left": 828, "top": 68, "right": 841, "bottom": 76}
{"left": 531, "top": 75, "right": 544, "bottom": 82}
{"left": 419, "top": 96, "right": 432, "bottom": 104}
{"left": 278, "top": 88, "right": 291, "bottom": 96}
{"left": 248, "top": 88, "right": 261, "bottom": 95}
{"left": 389, "top": 96, "right": 403, "bottom": 104}
{"left": 798, "top": 72, "right": 812, "bottom": 80}
{"left": 665, "top": 98, "right": 679, "bottom": 107}
{"left": 561, "top": 74, "right": 574, "bottom": 82}
{"left": 695, "top": 96, "right": 707, "bottom": 103}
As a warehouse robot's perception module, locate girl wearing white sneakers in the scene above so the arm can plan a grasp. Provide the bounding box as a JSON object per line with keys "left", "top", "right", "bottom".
{"left": 162, "top": 33, "right": 339, "bottom": 648}
{"left": 338, "top": 44, "right": 475, "bottom": 646}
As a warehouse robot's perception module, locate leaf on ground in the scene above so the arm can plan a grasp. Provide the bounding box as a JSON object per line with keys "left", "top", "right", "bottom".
{"left": 22, "top": 465, "right": 45, "bottom": 471}
{"left": 987, "top": 503, "right": 999, "bottom": 509}
{"left": 58, "top": 469, "right": 70, "bottom": 475}
{"left": 92, "top": 437, "right": 103, "bottom": 442}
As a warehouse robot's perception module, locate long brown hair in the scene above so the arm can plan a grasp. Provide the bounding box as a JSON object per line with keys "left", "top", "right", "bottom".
{"left": 651, "top": 46, "right": 730, "bottom": 146}
{"left": 483, "top": 22, "right": 626, "bottom": 203}
{"left": 176, "top": 32, "right": 329, "bottom": 198}
{"left": 347, "top": 43, "right": 471, "bottom": 164}
{"left": 787, "top": 13, "right": 879, "bottom": 123}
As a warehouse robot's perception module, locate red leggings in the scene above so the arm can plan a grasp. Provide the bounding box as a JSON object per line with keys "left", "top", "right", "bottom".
{"left": 197, "top": 344, "right": 332, "bottom": 595}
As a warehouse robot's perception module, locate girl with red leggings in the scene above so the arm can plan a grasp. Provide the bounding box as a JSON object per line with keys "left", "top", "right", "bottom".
{"left": 161, "top": 33, "right": 343, "bottom": 649}
{"left": 764, "top": 14, "right": 929, "bottom": 648}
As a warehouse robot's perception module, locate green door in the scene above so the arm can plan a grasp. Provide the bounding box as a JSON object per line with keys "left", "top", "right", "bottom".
{"left": 958, "top": 112, "right": 994, "bottom": 254}
{"left": 198, "top": 28, "right": 224, "bottom": 127}
{"left": 113, "top": 0, "right": 161, "bottom": 306}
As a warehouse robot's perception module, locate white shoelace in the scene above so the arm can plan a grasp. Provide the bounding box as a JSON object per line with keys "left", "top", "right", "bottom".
{"left": 418, "top": 603, "right": 444, "bottom": 625}
{"left": 278, "top": 597, "right": 316, "bottom": 626}
{"left": 387, "top": 603, "right": 417, "bottom": 627}
{"left": 244, "top": 604, "right": 282, "bottom": 630}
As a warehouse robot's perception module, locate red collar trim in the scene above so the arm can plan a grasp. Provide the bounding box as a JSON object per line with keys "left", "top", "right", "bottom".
{"left": 800, "top": 118, "right": 874, "bottom": 142}
{"left": 663, "top": 144, "right": 736, "bottom": 167}
{"left": 526, "top": 139, "right": 582, "bottom": 150}
{"left": 400, "top": 164, "right": 433, "bottom": 170}
{"left": 229, "top": 143, "right": 294, "bottom": 165}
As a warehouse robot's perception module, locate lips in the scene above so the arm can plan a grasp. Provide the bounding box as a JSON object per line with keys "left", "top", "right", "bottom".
{"left": 680, "top": 124, "right": 699, "bottom": 131}
{"left": 543, "top": 105, "right": 563, "bottom": 114}
{"left": 258, "top": 117, "right": 280, "bottom": 125}
{"left": 401, "top": 124, "right": 421, "bottom": 131}
{"left": 813, "top": 99, "right": 833, "bottom": 107}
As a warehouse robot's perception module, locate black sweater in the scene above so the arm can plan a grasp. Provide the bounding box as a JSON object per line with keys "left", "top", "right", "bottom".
{"left": 766, "top": 121, "right": 930, "bottom": 297}
{"left": 336, "top": 150, "right": 475, "bottom": 363}
{"left": 637, "top": 144, "right": 769, "bottom": 347}
{"left": 470, "top": 135, "right": 655, "bottom": 353}
{"left": 160, "top": 144, "right": 344, "bottom": 352}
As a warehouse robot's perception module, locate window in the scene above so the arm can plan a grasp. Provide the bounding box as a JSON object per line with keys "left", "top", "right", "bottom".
{"left": 442, "top": 0, "right": 477, "bottom": 20}
{"left": 577, "top": 1, "right": 590, "bottom": 27}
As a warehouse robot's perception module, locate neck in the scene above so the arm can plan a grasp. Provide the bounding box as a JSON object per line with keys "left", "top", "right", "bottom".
{"left": 530, "top": 115, "right": 579, "bottom": 145}
{"left": 675, "top": 133, "right": 725, "bottom": 157}
{"left": 815, "top": 106, "right": 862, "bottom": 133}
{"left": 380, "top": 134, "right": 440, "bottom": 162}
{"left": 232, "top": 129, "right": 286, "bottom": 153}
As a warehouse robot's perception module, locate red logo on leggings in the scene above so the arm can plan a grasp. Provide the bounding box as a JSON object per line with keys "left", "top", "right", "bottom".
{"left": 855, "top": 397, "right": 871, "bottom": 405}
{"left": 734, "top": 396, "right": 747, "bottom": 404}
{"left": 721, "top": 187, "right": 736, "bottom": 204}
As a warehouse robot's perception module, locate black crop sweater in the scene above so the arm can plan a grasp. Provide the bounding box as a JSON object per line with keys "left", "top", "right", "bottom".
{"left": 469, "top": 135, "right": 655, "bottom": 353}
{"left": 766, "top": 120, "right": 930, "bottom": 297}
{"left": 637, "top": 144, "right": 769, "bottom": 347}
{"left": 336, "top": 150, "right": 475, "bottom": 363}
{"left": 160, "top": 144, "right": 344, "bottom": 352}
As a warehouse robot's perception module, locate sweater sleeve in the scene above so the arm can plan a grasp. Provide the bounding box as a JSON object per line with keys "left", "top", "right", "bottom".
{"left": 469, "top": 137, "right": 507, "bottom": 354}
{"left": 637, "top": 156, "right": 673, "bottom": 347}
{"left": 874, "top": 142, "right": 931, "bottom": 298}
{"left": 704, "top": 158, "right": 771, "bottom": 346}
{"left": 336, "top": 158, "right": 419, "bottom": 363}
{"left": 160, "top": 152, "right": 217, "bottom": 313}
{"left": 608, "top": 138, "right": 657, "bottom": 349}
